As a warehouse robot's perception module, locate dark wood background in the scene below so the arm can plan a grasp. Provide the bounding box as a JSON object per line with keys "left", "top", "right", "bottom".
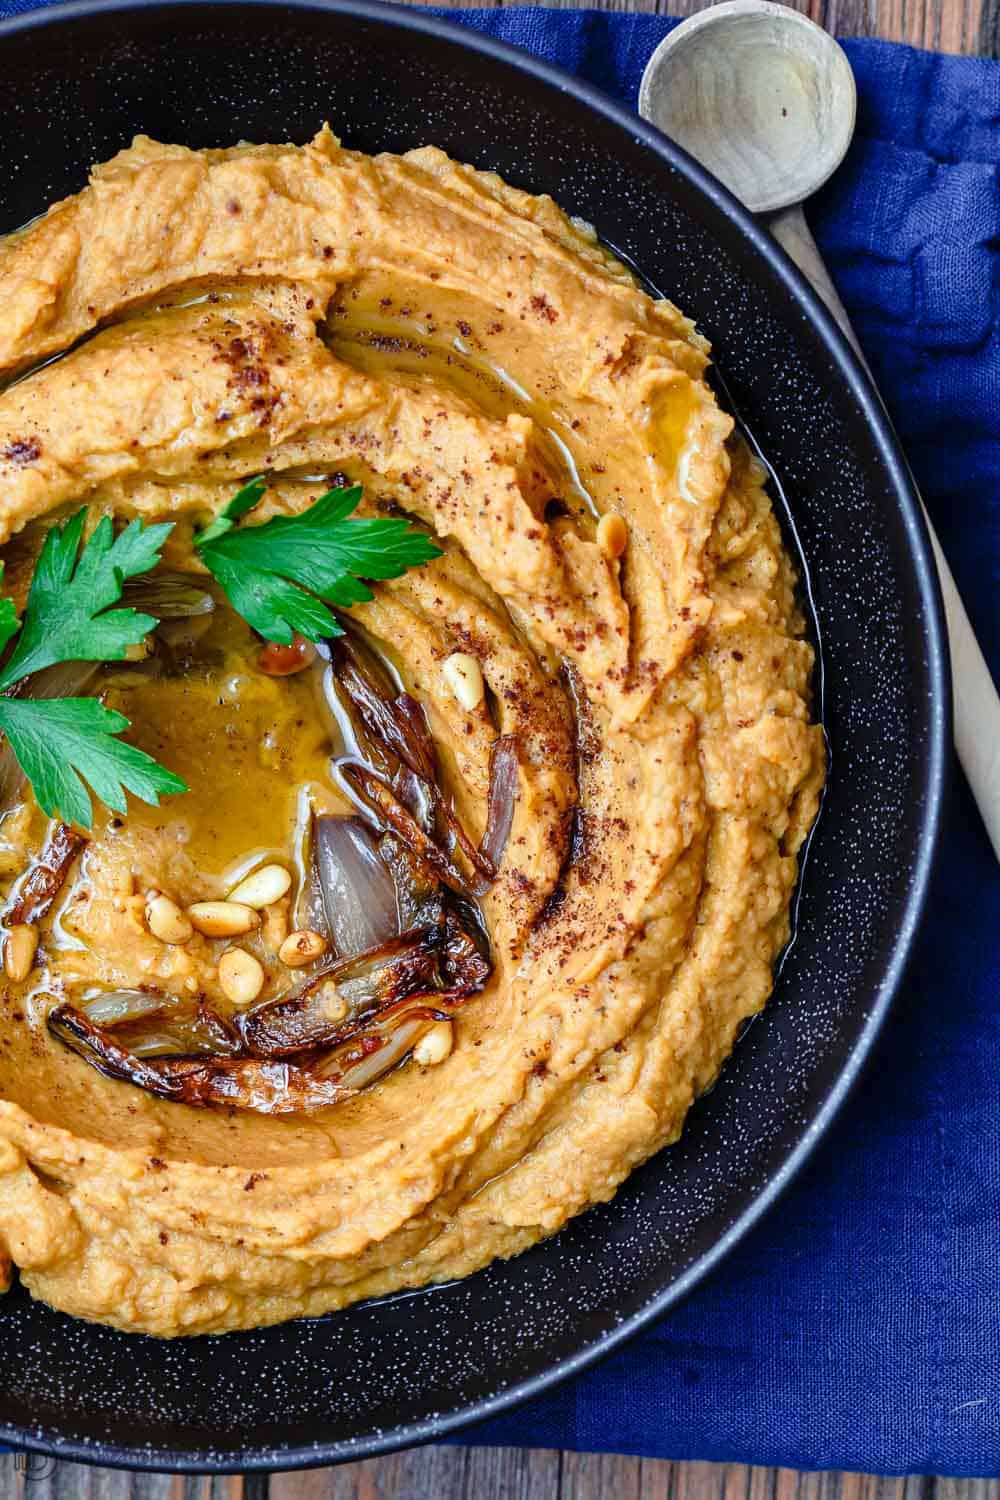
{"left": 4, "top": 0, "right": 996, "bottom": 1494}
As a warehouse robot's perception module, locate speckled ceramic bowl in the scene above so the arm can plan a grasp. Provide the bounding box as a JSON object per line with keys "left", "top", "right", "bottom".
{"left": 0, "top": 0, "right": 948, "bottom": 1472}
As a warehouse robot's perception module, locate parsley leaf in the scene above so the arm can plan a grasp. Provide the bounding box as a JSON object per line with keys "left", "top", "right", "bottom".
{"left": 194, "top": 475, "right": 268, "bottom": 546}
{"left": 0, "top": 697, "right": 187, "bottom": 828}
{"left": 0, "top": 510, "right": 173, "bottom": 689}
{"left": 0, "top": 510, "right": 187, "bottom": 827}
{"left": 195, "top": 482, "right": 443, "bottom": 644}
{"left": 0, "top": 569, "right": 20, "bottom": 659}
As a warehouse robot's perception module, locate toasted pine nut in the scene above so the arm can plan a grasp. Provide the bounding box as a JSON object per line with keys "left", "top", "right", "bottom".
{"left": 278, "top": 929, "right": 329, "bottom": 968}
{"left": 145, "top": 893, "right": 193, "bottom": 945}
{"left": 227, "top": 864, "right": 292, "bottom": 910}
{"left": 217, "top": 947, "right": 265, "bottom": 1008}
{"left": 597, "top": 512, "right": 628, "bottom": 560}
{"left": 187, "top": 901, "right": 260, "bottom": 938}
{"left": 3, "top": 923, "right": 37, "bottom": 983}
{"left": 413, "top": 1020, "right": 454, "bottom": 1067}
{"left": 316, "top": 981, "right": 348, "bottom": 1024}
{"left": 442, "top": 652, "right": 485, "bottom": 712}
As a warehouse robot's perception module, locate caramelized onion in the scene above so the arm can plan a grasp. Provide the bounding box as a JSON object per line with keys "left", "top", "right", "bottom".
{"left": 50, "top": 1002, "right": 355, "bottom": 1113}
{"left": 479, "top": 735, "right": 519, "bottom": 873}
{"left": 82, "top": 991, "right": 164, "bottom": 1026}
{"left": 315, "top": 995, "right": 451, "bottom": 1089}
{"left": 440, "top": 906, "right": 492, "bottom": 995}
{"left": 6, "top": 822, "right": 87, "bottom": 925}
{"left": 378, "top": 832, "right": 444, "bottom": 933}
{"left": 238, "top": 928, "right": 441, "bottom": 1057}
{"left": 337, "top": 760, "right": 476, "bottom": 899}
{"left": 120, "top": 571, "right": 215, "bottom": 619}
{"left": 80, "top": 991, "right": 242, "bottom": 1058}
{"left": 314, "top": 814, "right": 399, "bottom": 956}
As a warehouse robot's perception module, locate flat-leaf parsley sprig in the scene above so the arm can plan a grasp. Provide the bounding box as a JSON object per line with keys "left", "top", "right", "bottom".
{"left": 0, "top": 511, "right": 188, "bottom": 828}
{"left": 194, "top": 478, "right": 443, "bottom": 643}
{"left": 0, "top": 480, "right": 442, "bottom": 829}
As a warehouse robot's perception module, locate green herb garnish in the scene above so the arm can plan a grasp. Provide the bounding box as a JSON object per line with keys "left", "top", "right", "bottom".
{"left": 0, "top": 512, "right": 189, "bottom": 827}
{"left": 0, "top": 480, "right": 440, "bottom": 828}
{"left": 194, "top": 478, "right": 442, "bottom": 644}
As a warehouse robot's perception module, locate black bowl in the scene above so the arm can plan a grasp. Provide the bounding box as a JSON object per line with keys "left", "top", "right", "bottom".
{"left": 0, "top": 0, "right": 948, "bottom": 1473}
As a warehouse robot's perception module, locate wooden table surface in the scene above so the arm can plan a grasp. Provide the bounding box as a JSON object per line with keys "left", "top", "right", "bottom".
{"left": 3, "top": 0, "right": 994, "bottom": 1495}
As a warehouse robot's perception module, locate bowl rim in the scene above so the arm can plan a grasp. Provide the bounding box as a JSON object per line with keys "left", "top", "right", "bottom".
{"left": 0, "top": 0, "right": 951, "bottom": 1474}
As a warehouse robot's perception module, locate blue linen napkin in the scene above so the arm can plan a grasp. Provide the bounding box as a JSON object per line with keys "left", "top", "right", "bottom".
{"left": 0, "top": 1, "right": 997, "bottom": 1477}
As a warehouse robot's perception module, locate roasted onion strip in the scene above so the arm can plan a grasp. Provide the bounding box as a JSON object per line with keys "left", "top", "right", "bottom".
{"left": 314, "top": 996, "right": 452, "bottom": 1088}
{"left": 80, "top": 992, "right": 243, "bottom": 1058}
{"left": 49, "top": 986, "right": 455, "bottom": 1114}
{"left": 314, "top": 813, "right": 400, "bottom": 956}
{"left": 6, "top": 821, "right": 87, "bottom": 925}
{"left": 330, "top": 633, "right": 498, "bottom": 880}
{"left": 49, "top": 1004, "right": 355, "bottom": 1114}
{"left": 237, "top": 928, "right": 441, "bottom": 1057}
{"left": 479, "top": 735, "right": 519, "bottom": 874}
{"left": 338, "top": 759, "right": 479, "bottom": 899}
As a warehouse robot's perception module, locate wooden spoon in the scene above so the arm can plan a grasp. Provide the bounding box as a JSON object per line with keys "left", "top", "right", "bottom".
{"left": 640, "top": 0, "right": 1000, "bottom": 861}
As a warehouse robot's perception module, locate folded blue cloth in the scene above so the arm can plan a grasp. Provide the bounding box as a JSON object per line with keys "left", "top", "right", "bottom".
{"left": 0, "top": 1, "right": 997, "bottom": 1478}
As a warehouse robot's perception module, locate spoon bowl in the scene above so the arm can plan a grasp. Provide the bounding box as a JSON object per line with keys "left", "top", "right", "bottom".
{"left": 638, "top": 0, "right": 857, "bottom": 214}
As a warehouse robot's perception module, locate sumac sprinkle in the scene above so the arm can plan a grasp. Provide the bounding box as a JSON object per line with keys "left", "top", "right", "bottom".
{"left": 2, "top": 439, "right": 41, "bottom": 467}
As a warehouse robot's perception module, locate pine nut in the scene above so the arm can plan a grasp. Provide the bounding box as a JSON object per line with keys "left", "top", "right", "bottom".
{"left": 186, "top": 901, "right": 260, "bottom": 938}
{"left": 597, "top": 512, "right": 628, "bottom": 560}
{"left": 316, "top": 981, "right": 348, "bottom": 1024}
{"left": 217, "top": 947, "right": 265, "bottom": 1008}
{"left": 413, "top": 1020, "right": 453, "bottom": 1067}
{"left": 227, "top": 863, "right": 292, "bottom": 910}
{"left": 145, "top": 893, "right": 193, "bottom": 945}
{"left": 3, "top": 923, "right": 37, "bottom": 983}
{"left": 442, "top": 652, "right": 485, "bottom": 712}
{"left": 278, "top": 929, "right": 328, "bottom": 968}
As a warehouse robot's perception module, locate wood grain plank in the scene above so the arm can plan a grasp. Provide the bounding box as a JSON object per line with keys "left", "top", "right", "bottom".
{"left": 398, "top": 0, "right": 988, "bottom": 52}
{"left": 559, "top": 1449, "right": 644, "bottom": 1498}
{"left": 463, "top": 1444, "right": 562, "bottom": 1498}
{"left": 0, "top": 1452, "right": 252, "bottom": 1499}
{"left": 11, "top": 1452, "right": 1000, "bottom": 1499}
{"left": 269, "top": 1444, "right": 468, "bottom": 1500}
{"left": 978, "top": 0, "right": 1000, "bottom": 53}
{"left": 936, "top": 1482, "right": 1000, "bottom": 1500}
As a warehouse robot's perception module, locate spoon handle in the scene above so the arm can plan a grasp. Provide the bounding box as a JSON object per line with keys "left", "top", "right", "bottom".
{"left": 768, "top": 202, "right": 1000, "bottom": 863}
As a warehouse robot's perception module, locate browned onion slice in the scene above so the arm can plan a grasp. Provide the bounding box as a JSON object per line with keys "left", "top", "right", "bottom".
{"left": 238, "top": 927, "right": 441, "bottom": 1057}
{"left": 318, "top": 663, "right": 396, "bottom": 784}
{"left": 314, "top": 814, "right": 399, "bottom": 956}
{"left": 80, "top": 991, "right": 243, "bottom": 1058}
{"left": 378, "top": 832, "right": 445, "bottom": 933}
{"left": 315, "top": 995, "right": 451, "bottom": 1089}
{"left": 440, "top": 907, "right": 492, "bottom": 995}
{"left": 331, "top": 634, "right": 429, "bottom": 774}
{"left": 49, "top": 1002, "right": 354, "bottom": 1114}
{"left": 82, "top": 991, "right": 165, "bottom": 1026}
{"left": 120, "top": 572, "right": 215, "bottom": 619}
{"left": 6, "top": 822, "right": 87, "bottom": 925}
{"left": 337, "top": 760, "right": 477, "bottom": 899}
{"left": 479, "top": 735, "right": 519, "bottom": 874}
{"left": 49, "top": 994, "right": 453, "bottom": 1113}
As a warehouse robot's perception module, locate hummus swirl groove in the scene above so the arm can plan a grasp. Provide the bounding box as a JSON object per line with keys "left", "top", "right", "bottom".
{"left": 0, "top": 130, "right": 824, "bottom": 1336}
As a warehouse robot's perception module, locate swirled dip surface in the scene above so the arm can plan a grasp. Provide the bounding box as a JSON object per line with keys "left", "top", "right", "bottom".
{"left": 0, "top": 131, "right": 824, "bottom": 1336}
